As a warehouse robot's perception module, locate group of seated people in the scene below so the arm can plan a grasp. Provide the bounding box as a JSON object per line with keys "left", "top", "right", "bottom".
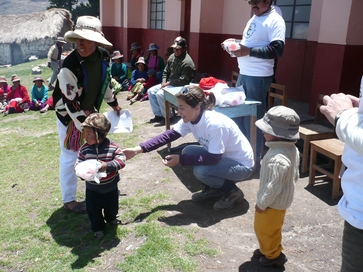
{"left": 109, "top": 37, "right": 194, "bottom": 127}
{"left": 109, "top": 41, "right": 175, "bottom": 106}
{"left": 0, "top": 74, "right": 53, "bottom": 116}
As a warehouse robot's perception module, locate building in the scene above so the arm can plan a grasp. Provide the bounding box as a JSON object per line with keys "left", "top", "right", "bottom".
{"left": 0, "top": 8, "right": 72, "bottom": 66}
{"left": 100, "top": 0, "right": 363, "bottom": 114}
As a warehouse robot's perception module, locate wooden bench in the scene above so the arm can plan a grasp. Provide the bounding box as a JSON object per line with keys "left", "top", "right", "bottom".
{"left": 309, "top": 138, "right": 345, "bottom": 199}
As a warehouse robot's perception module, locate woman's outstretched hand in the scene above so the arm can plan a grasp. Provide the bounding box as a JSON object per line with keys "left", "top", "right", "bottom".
{"left": 123, "top": 146, "right": 142, "bottom": 160}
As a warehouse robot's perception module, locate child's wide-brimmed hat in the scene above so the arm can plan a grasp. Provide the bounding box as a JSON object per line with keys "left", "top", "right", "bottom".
{"left": 0, "top": 76, "right": 7, "bottom": 83}
{"left": 64, "top": 16, "right": 112, "bottom": 47}
{"left": 112, "top": 50, "right": 123, "bottom": 60}
{"left": 11, "top": 74, "right": 20, "bottom": 83}
{"left": 82, "top": 113, "right": 111, "bottom": 134}
{"left": 135, "top": 57, "right": 146, "bottom": 66}
{"left": 146, "top": 43, "right": 160, "bottom": 51}
{"left": 130, "top": 42, "right": 141, "bottom": 51}
{"left": 255, "top": 105, "right": 300, "bottom": 140}
{"left": 33, "top": 76, "right": 45, "bottom": 83}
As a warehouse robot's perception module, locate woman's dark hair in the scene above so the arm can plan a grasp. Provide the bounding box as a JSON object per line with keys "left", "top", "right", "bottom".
{"left": 175, "top": 85, "right": 216, "bottom": 111}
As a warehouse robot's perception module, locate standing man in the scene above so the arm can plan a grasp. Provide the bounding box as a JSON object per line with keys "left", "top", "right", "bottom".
{"left": 320, "top": 88, "right": 363, "bottom": 272}
{"left": 52, "top": 16, "right": 122, "bottom": 214}
{"left": 148, "top": 36, "right": 195, "bottom": 124}
{"left": 47, "top": 37, "right": 67, "bottom": 90}
{"left": 222, "top": 0, "right": 285, "bottom": 162}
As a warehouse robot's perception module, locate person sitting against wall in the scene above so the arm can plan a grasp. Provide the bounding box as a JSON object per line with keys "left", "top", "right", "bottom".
{"left": 147, "top": 36, "right": 195, "bottom": 124}
{"left": 3, "top": 74, "right": 30, "bottom": 116}
{"left": 110, "top": 50, "right": 128, "bottom": 89}
{"left": 28, "top": 76, "right": 51, "bottom": 113}
{"left": 130, "top": 42, "right": 144, "bottom": 70}
{"left": 0, "top": 76, "right": 10, "bottom": 112}
{"left": 126, "top": 57, "right": 149, "bottom": 101}
{"left": 145, "top": 43, "right": 165, "bottom": 83}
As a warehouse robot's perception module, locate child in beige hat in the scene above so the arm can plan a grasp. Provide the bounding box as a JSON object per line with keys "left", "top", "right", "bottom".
{"left": 253, "top": 105, "right": 300, "bottom": 267}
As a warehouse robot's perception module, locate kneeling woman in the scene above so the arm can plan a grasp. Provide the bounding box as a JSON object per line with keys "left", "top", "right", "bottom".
{"left": 123, "top": 85, "right": 254, "bottom": 210}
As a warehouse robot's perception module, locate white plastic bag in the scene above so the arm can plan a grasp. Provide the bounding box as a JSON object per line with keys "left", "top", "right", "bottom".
{"left": 222, "top": 40, "right": 240, "bottom": 57}
{"left": 75, "top": 159, "right": 107, "bottom": 184}
{"left": 219, "top": 85, "right": 246, "bottom": 107}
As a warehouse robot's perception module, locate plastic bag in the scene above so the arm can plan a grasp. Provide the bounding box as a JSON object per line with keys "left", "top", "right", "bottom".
{"left": 75, "top": 159, "right": 107, "bottom": 184}
{"left": 219, "top": 85, "right": 246, "bottom": 107}
{"left": 222, "top": 40, "right": 240, "bottom": 57}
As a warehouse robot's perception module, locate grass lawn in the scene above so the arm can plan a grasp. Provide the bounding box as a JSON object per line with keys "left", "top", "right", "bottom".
{"left": 0, "top": 59, "right": 217, "bottom": 271}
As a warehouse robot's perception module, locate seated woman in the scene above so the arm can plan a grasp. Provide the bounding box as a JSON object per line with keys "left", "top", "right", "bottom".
{"left": 29, "top": 76, "right": 51, "bottom": 113}
{"left": 110, "top": 50, "right": 128, "bottom": 89}
{"left": 145, "top": 43, "right": 165, "bottom": 83}
{"left": 127, "top": 57, "right": 148, "bottom": 101}
{"left": 0, "top": 76, "right": 10, "bottom": 112}
{"left": 129, "top": 42, "right": 143, "bottom": 70}
{"left": 3, "top": 74, "right": 30, "bottom": 116}
{"left": 123, "top": 85, "right": 254, "bottom": 211}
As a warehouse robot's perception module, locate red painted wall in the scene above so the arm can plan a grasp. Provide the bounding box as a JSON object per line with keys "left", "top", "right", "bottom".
{"left": 103, "top": 26, "right": 363, "bottom": 116}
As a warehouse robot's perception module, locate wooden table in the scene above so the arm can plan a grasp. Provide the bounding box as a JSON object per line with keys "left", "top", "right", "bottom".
{"left": 163, "top": 86, "right": 261, "bottom": 163}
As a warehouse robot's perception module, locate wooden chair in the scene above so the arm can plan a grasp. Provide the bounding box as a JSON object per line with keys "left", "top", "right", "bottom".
{"left": 268, "top": 83, "right": 288, "bottom": 108}
{"left": 299, "top": 94, "right": 336, "bottom": 174}
{"left": 231, "top": 71, "right": 239, "bottom": 87}
{"left": 309, "top": 138, "right": 344, "bottom": 199}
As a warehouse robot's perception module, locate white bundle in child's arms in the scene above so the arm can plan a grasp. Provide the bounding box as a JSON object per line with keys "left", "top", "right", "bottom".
{"left": 75, "top": 159, "right": 106, "bottom": 184}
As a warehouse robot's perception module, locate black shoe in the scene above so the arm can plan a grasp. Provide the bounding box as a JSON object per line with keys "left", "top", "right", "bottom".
{"left": 253, "top": 249, "right": 264, "bottom": 259}
{"left": 149, "top": 116, "right": 164, "bottom": 123}
{"left": 259, "top": 252, "right": 287, "bottom": 267}
{"left": 213, "top": 187, "right": 244, "bottom": 211}
{"left": 192, "top": 186, "right": 221, "bottom": 202}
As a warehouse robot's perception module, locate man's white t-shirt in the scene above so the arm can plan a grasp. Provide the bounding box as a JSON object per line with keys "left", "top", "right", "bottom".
{"left": 238, "top": 8, "right": 285, "bottom": 77}
{"left": 173, "top": 110, "right": 254, "bottom": 168}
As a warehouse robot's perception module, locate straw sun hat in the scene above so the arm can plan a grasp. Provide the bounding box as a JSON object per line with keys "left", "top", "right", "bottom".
{"left": 64, "top": 16, "right": 112, "bottom": 47}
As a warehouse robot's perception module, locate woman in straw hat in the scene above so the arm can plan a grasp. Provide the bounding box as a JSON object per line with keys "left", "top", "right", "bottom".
{"left": 3, "top": 74, "right": 30, "bottom": 116}
{"left": 29, "top": 76, "right": 50, "bottom": 113}
{"left": 52, "top": 16, "right": 122, "bottom": 214}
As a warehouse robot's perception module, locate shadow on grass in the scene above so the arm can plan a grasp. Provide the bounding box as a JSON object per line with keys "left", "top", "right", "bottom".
{"left": 239, "top": 257, "right": 286, "bottom": 271}
{"left": 134, "top": 198, "right": 250, "bottom": 228}
{"left": 46, "top": 207, "right": 120, "bottom": 269}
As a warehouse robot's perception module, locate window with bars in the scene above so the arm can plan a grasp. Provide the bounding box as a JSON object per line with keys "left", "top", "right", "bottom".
{"left": 150, "top": 0, "right": 165, "bottom": 30}
{"left": 275, "top": 0, "right": 312, "bottom": 39}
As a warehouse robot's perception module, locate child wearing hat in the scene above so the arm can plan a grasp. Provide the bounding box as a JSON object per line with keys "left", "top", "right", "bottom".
{"left": 253, "top": 105, "right": 300, "bottom": 267}
{"left": 29, "top": 76, "right": 50, "bottom": 113}
{"left": 130, "top": 69, "right": 158, "bottom": 104}
{"left": 126, "top": 57, "right": 148, "bottom": 101}
{"left": 76, "top": 113, "right": 126, "bottom": 239}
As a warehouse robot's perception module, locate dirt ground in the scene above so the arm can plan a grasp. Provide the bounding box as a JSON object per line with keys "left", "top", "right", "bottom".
{"left": 109, "top": 91, "right": 343, "bottom": 272}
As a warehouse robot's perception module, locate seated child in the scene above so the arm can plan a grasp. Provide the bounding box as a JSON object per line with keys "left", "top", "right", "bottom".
{"left": 130, "top": 69, "right": 158, "bottom": 104}
{"left": 29, "top": 76, "right": 51, "bottom": 113}
{"left": 76, "top": 113, "right": 126, "bottom": 239}
{"left": 126, "top": 57, "right": 148, "bottom": 101}
{"left": 253, "top": 105, "right": 300, "bottom": 267}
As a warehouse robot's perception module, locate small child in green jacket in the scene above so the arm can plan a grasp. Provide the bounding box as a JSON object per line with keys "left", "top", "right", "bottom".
{"left": 253, "top": 105, "right": 300, "bottom": 267}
